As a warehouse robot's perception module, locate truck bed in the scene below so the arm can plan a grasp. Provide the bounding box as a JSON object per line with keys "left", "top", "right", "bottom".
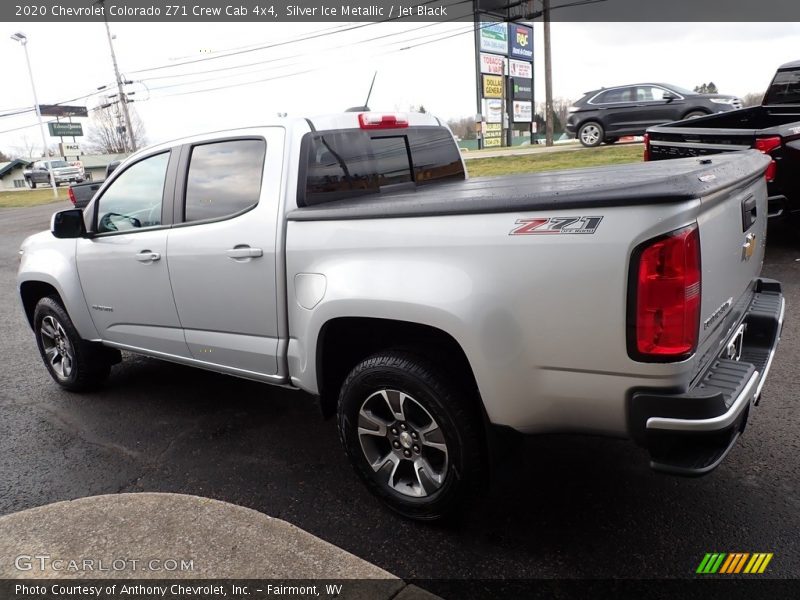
{"left": 288, "top": 151, "right": 768, "bottom": 221}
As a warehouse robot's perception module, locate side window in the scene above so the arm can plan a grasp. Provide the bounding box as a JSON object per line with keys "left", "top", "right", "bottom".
{"left": 595, "top": 88, "right": 633, "bottom": 104}
{"left": 184, "top": 139, "right": 266, "bottom": 222}
{"left": 96, "top": 152, "right": 169, "bottom": 234}
{"left": 637, "top": 86, "right": 665, "bottom": 101}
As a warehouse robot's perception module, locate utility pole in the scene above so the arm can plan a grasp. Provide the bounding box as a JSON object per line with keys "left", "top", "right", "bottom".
{"left": 97, "top": 0, "right": 136, "bottom": 152}
{"left": 10, "top": 32, "right": 58, "bottom": 198}
{"left": 542, "top": 0, "right": 554, "bottom": 146}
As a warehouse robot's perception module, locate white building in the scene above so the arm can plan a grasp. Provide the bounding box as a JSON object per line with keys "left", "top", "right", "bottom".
{"left": 0, "top": 159, "right": 31, "bottom": 190}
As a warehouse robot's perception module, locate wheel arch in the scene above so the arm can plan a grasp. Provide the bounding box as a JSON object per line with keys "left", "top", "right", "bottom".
{"left": 20, "top": 280, "right": 62, "bottom": 328}
{"left": 315, "top": 317, "right": 482, "bottom": 418}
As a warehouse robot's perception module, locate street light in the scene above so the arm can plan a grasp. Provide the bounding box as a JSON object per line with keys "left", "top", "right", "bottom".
{"left": 10, "top": 31, "right": 59, "bottom": 198}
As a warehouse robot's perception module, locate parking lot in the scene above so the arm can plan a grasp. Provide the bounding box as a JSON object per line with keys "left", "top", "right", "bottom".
{"left": 1, "top": 201, "right": 798, "bottom": 581}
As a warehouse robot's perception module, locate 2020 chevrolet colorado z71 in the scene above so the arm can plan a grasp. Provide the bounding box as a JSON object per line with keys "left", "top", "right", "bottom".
{"left": 17, "top": 112, "right": 784, "bottom": 519}
{"left": 646, "top": 60, "right": 800, "bottom": 222}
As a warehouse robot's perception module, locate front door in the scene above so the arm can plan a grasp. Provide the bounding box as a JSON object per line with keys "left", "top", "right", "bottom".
{"left": 76, "top": 150, "right": 190, "bottom": 358}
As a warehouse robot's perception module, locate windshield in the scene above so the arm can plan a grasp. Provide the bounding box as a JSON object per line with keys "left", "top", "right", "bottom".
{"left": 48, "top": 161, "right": 69, "bottom": 168}
{"left": 764, "top": 68, "right": 800, "bottom": 105}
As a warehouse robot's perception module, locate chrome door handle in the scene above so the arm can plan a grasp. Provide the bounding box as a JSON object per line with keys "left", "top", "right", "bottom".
{"left": 226, "top": 246, "right": 263, "bottom": 259}
{"left": 135, "top": 250, "right": 161, "bottom": 262}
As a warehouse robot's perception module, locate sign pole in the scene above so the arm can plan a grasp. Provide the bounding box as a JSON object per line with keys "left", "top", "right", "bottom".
{"left": 473, "top": 3, "right": 483, "bottom": 150}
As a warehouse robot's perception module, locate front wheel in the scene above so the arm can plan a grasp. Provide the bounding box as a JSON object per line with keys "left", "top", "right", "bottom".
{"left": 33, "top": 296, "right": 112, "bottom": 391}
{"left": 578, "top": 121, "right": 604, "bottom": 147}
{"left": 337, "top": 351, "right": 486, "bottom": 520}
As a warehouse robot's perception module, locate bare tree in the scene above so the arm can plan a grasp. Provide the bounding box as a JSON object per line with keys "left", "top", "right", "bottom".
{"left": 0, "top": 150, "right": 11, "bottom": 162}
{"left": 13, "top": 134, "right": 39, "bottom": 159}
{"left": 446, "top": 116, "right": 478, "bottom": 140}
{"left": 85, "top": 104, "right": 146, "bottom": 154}
{"left": 741, "top": 92, "right": 764, "bottom": 107}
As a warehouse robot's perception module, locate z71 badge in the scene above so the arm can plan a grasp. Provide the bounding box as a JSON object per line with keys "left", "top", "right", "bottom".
{"left": 510, "top": 216, "right": 603, "bottom": 235}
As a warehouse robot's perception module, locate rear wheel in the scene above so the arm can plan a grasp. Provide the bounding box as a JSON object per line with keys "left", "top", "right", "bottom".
{"left": 26, "top": 178, "right": 36, "bottom": 189}
{"left": 33, "top": 296, "right": 113, "bottom": 391}
{"left": 337, "top": 351, "right": 485, "bottom": 520}
{"left": 684, "top": 110, "right": 707, "bottom": 119}
{"left": 578, "top": 121, "right": 604, "bottom": 147}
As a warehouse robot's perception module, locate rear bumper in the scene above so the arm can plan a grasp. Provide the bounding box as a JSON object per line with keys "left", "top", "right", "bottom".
{"left": 628, "top": 279, "right": 784, "bottom": 476}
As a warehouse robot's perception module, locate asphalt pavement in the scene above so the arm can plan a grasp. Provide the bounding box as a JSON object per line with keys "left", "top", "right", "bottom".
{"left": 1, "top": 201, "right": 798, "bottom": 584}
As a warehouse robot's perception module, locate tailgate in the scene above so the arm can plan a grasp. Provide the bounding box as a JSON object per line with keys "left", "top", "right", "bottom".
{"left": 692, "top": 154, "right": 770, "bottom": 375}
{"left": 648, "top": 125, "right": 757, "bottom": 160}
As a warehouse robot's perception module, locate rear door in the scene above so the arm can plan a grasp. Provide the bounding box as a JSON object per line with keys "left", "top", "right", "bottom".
{"left": 592, "top": 86, "right": 637, "bottom": 133}
{"left": 166, "top": 129, "right": 285, "bottom": 376}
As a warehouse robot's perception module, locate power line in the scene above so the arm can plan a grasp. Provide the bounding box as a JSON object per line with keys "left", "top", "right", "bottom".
{"left": 128, "top": 0, "right": 473, "bottom": 75}
{"left": 142, "top": 21, "right": 483, "bottom": 102}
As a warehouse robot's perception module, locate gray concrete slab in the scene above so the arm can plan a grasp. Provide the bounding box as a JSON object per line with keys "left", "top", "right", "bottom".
{"left": 0, "top": 493, "right": 401, "bottom": 591}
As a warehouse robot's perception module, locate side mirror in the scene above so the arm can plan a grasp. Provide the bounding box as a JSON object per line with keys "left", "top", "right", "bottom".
{"left": 51, "top": 209, "right": 87, "bottom": 239}
{"left": 662, "top": 92, "right": 678, "bottom": 101}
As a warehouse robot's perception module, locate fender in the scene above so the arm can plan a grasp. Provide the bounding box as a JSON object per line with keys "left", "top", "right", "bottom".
{"left": 17, "top": 232, "right": 99, "bottom": 341}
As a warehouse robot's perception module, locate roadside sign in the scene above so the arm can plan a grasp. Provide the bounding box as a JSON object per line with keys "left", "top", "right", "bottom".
{"left": 483, "top": 99, "right": 503, "bottom": 123}
{"left": 60, "top": 142, "right": 81, "bottom": 155}
{"left": 509, "top": 59, "right": 533, "bottom": 79}
{"left": 513, "top": 101, "right": 533, "bottom": 123}
{"left": 48, "top": 122, "right": 84, "bottom": 137}
{"left": 480, "top": 53, "right": 507, "bottom": 75}
{"left": 509, "top": 24, "right": 533, "bottom": 60}
{"left": 482, "top": 75, "right": 504, "bottom": 99}
{"left": 484, "top": 123, "right": 503, "bottom": 147}
{"left": 511, "top": 78, "right": 533, "bottom": 100}
{"left": 479, "top": 22, "right": 508, "bottom": 55}
{"left": 39, "top": 104, "right": 88, "bottom": 118}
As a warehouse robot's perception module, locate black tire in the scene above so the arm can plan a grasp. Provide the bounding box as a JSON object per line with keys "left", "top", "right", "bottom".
{"left": 26, "top": 178, "right": 37, "bottom": 189}
{"left": 337, "top": 351, "right": 486, "bottom": 520}
{"left": 684, "top": 110, "right": 707, "bottom": 120}
{"left": 577, "top": 121, "right": 604, "bottom": 147}
{"left": 604, "top": 137, "right": 620, "bottom": 145}
{"left": 33, "top": 296, "right": 112, "bottom": 391}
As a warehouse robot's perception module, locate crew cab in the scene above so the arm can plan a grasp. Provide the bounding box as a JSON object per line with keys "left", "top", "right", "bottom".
{"left": 23, "top": 159, "right": 84, "bottom": 188}
{"left": 17, "top": 112, "right": 784, "bottom": 519}
{"left": 646, "top": 60, "right": 800, "bottom": 222}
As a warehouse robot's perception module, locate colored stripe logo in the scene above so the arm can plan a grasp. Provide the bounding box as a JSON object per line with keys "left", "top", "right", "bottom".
{"left": 696, "top": 553, "right": 773, "bottom": 574}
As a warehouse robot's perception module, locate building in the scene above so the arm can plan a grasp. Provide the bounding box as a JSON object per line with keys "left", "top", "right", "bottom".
{"left": 0, "top": 159, "right": 32, "bottom": 190}
{"left": 77, "top": 153, "right": 129, "bottom": 181}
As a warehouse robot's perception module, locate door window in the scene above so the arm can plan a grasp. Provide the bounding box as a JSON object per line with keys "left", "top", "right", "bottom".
{"left": 636, "top": 86, "right": 667, "bottom": 102}
{"left": 184, "top": 139, "right": 266, "bottom": 222}
{"left": 96, "top": 152, "right": 169, "bottom": 233}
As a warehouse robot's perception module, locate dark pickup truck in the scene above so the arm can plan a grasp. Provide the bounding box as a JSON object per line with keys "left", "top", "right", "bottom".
{"left": 646, "top": 60, "right": 800, "bottom": 222}
{"left": 67, "top": 160, "right": 121, "bottom": 209}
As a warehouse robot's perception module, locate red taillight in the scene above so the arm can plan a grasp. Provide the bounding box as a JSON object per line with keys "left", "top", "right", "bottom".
{"left": 358, "top": 112, "right": 409, "bottom": 129}
{"left": 68, "top": 187, "right": 76, "bottom": 206}
{"left": 632, "top": 225, "right": 701, "bottom": 359}
{"left": 753, "top": 135, "right": 781, "bottom": 182}
{"left": 643, "top": 133, "right": 651, "bottom": 161}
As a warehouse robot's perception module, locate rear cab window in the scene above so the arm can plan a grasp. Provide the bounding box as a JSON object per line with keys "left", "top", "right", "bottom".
{"left": 300, "top": 127, "right": 464, "bottom": 206}
{"left": 764, "top": 68, "right": 800, "bottom": 105}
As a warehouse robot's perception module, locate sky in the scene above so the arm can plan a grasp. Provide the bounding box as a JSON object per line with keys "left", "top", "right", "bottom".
{"left": 1, "top": 20, "right": 798, "bottom": 156}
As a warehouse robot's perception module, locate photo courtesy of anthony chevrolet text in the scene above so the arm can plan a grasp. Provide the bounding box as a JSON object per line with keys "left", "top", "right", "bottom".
{"left": 1, "top": 0, "right": 799, "bottom": 598}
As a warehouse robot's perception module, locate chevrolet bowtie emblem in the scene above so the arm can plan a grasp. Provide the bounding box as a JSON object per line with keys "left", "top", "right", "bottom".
{"left": 742, "top": 233, "right": 756, "bottom": 261}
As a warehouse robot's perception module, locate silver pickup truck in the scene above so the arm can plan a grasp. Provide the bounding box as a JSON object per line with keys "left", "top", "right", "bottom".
{"left": 17, "top": 112, "right": 784, "bottom": 519}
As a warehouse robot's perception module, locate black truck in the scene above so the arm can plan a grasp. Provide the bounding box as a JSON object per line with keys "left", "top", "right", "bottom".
{"left": 67, "top": 160, "right": 122, "bottom": 209}
{"left": 646, "top": 60, "right": 800, "bottom": 222}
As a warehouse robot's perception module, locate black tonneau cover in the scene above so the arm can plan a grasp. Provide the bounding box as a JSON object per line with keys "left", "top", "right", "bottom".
{"left": 288, "top": 151, "right": 769, "bottom": 221}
